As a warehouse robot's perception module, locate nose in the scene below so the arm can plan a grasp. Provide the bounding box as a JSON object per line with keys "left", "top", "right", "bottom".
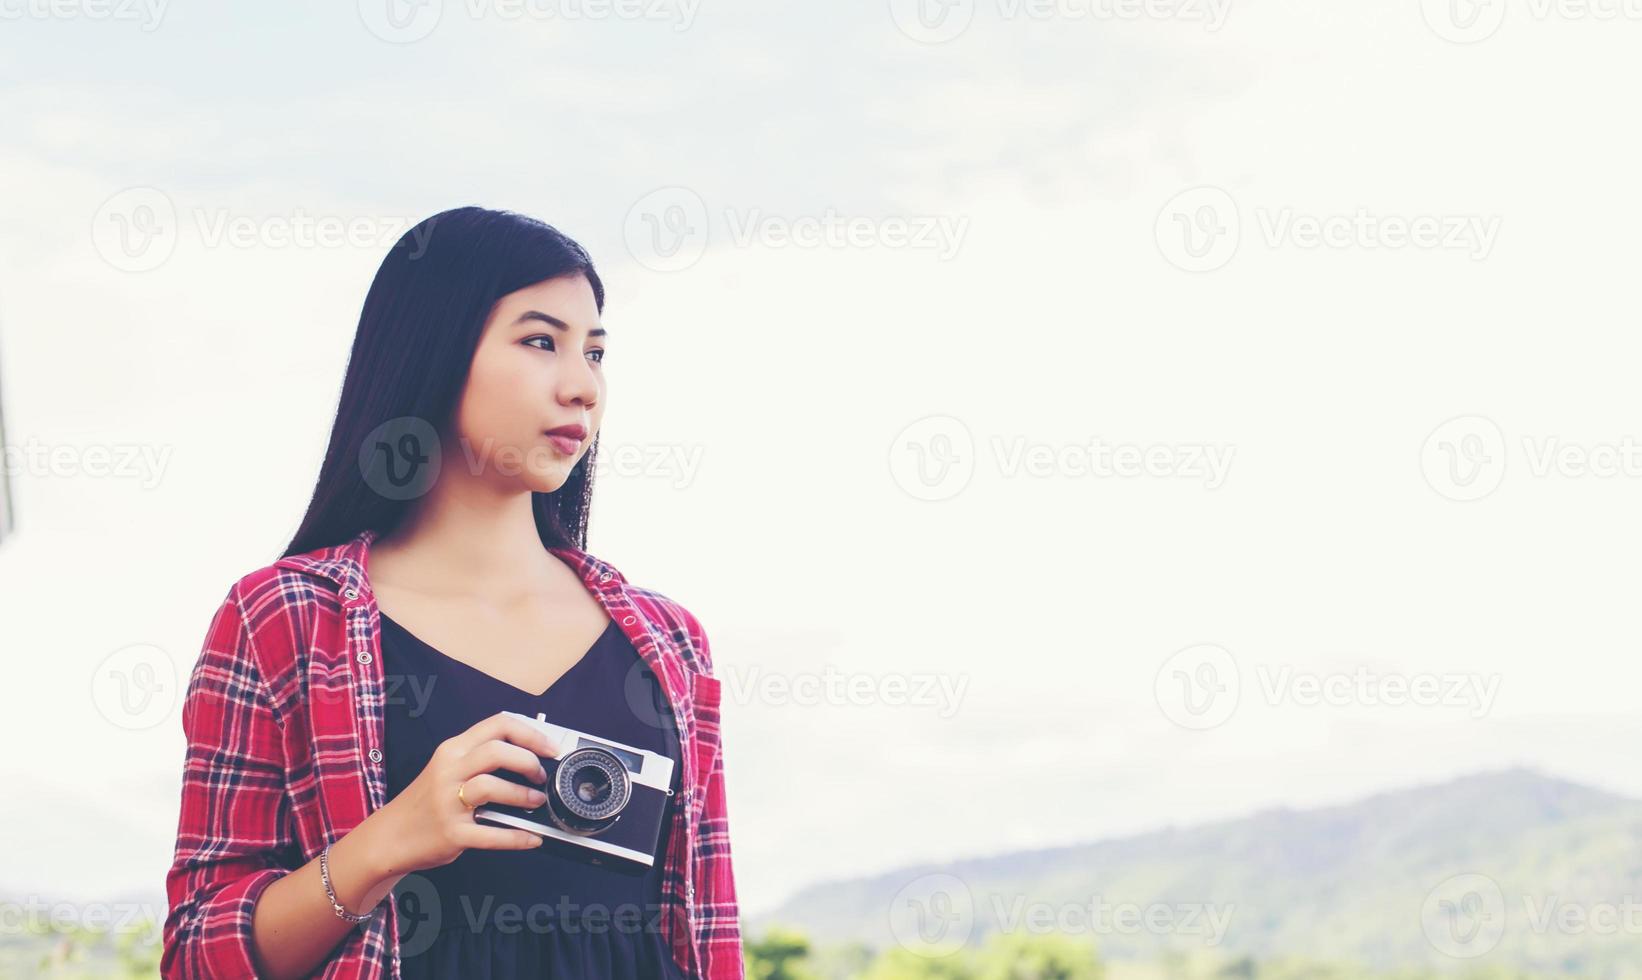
{"left": 557, "top": 350, "right": 600, "bottom": 408}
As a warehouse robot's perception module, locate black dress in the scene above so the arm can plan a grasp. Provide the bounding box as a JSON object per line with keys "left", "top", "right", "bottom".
{"left": 380, "top": 611, "right": 691, "bottom": 979}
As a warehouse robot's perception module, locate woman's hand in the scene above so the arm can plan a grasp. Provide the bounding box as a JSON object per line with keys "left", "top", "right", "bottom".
{"left": 245, "top": 711, "right": 565, "bottom": 979}
{"left": 372, "top": 710, "right": 564, "bottom": 873}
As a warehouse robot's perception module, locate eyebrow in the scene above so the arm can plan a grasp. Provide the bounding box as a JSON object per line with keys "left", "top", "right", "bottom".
{"left": 514, "top": 310, "right": 607, "bottom": 337}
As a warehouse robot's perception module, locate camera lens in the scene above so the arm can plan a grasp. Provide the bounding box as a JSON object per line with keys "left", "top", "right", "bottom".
{"left": 547, "top": 746, "right": 631, "bottom": 835}
{"left": 573, "top": 768, "right": 612, "bottom": 806}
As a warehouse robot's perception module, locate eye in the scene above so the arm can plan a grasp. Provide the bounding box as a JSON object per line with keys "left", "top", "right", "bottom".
{"left": 526, "top": 336, "right": 603, "bottom": 364}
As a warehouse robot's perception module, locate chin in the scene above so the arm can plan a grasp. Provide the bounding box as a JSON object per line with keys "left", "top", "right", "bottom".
{"left": 523, "top": 466, "right": 577, "bottom": 494}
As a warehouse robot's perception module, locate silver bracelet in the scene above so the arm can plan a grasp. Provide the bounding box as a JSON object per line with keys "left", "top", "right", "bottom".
{"left": 320, "top": 842, "right": 376, "bottom": 923}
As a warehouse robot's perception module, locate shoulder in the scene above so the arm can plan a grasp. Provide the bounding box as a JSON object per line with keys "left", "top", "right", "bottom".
{"left": 225, "top": 556, "right": 342, "bottom": 629}
{"left": 567, "top": 547, "right": 715, "bottom": 677}
{"left": 199, "top": 550, "right": 350, "bottom": 710}
{"left": 229, "top": 561, "right": 324, "bottom": 604}
{"left": 627, "top": 583, "right": 715, "bottom": 677}
{"left": 625, "top": 583, "right": 707, "bottom": 641}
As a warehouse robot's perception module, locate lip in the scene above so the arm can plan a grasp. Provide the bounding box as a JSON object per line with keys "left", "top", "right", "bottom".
{"left": 544, "top": 423, "right": 587, "bottom": 456}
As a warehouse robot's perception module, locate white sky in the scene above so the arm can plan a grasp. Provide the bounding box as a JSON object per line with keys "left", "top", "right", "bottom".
{"left": 2, "top": 0, "right": 1641, "bottom": 923}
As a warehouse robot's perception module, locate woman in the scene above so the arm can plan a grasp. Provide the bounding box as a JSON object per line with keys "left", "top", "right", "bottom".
{"left": 160, "top": 207, "right": 742, "bottom": 979}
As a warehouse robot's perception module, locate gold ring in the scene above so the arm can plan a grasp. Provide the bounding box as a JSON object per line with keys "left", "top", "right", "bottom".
{"left": 457, "top": 782, "right": 477, "bottom": 810}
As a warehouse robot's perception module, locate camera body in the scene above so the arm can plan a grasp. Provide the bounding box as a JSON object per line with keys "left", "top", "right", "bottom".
{"left": 473, "top": 711, "right": 676, "bottom": 868}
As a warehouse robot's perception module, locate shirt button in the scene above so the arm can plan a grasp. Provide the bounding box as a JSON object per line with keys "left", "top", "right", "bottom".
{"left": 343, "top": 588, "right": 359, "bottom": 600}
{"left": 622, "top": 615, "right": 636, "bottom": 626}
{"left": 599, "top": 572, "right": 612, "bottom": 583}
{"left": 368, "top": 748, "right": 383, "bottom": 764}
{"left": 357, "top": 650, "right": 372, "bottom": 664}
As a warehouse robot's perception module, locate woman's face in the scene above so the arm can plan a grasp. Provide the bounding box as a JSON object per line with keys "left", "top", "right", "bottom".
{"left": 451, "top": 273, "right": 607, "bottom": 494}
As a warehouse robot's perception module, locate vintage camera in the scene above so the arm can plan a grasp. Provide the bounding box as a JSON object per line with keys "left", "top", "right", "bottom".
{"left": 473, "top": 711, "right": 676, "bottom": 868}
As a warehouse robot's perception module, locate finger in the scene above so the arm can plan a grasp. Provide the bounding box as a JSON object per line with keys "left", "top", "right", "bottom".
{"left": 457, "top": 773, "right": 550, "bottom": 811}
{"left": 455, "top": 822, "right": 546, "bottom": 851}
{"left": 461, "top": 739, "right": 550, "bottom": 784}
{"left": 451, "top": 711, "right": 560, "bottom": 759}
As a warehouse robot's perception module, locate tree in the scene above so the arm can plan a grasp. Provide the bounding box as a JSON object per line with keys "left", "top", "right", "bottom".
{"left": 860, "top": 946, "right": 977, "bottom": 980}
{"left": 746, "top": 926, "right": 823, "bottom": 980}
{"left": 971, "top": 932, "right": 1104, "bottom": 980}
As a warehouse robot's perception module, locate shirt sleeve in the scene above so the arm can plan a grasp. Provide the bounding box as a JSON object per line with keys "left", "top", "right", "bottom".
{"left": 682, "top": 608, "right": 747, "bottom": 980}
{"left": 161, "top": 583, "right": 295, "bottom": 980}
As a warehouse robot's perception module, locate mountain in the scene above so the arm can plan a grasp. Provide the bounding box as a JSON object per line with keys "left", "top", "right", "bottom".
{"left": 751, "top": 769, "right": 1642, "bottom": 977}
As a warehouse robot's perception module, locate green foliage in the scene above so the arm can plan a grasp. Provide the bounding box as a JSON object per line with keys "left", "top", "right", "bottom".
{"left": 747, "top": 926, "right": 1104, "bottom": 980}
{"left": 971, "top": 931, "right": 1103, "bottom": 980}
{"left": 857, "top": 946, "right": 977, "bottom": 980}
{"left": 808, "top": 942, "right": 878, "bottom": 980}
{"left": 747, "top": 926, "right": 823, "bottom": 980}
{"left": 737, "top": 927, "right": 1611, "bottom": 980}
{"left": 0, "top": 913, "right": 163, "bottom": 979}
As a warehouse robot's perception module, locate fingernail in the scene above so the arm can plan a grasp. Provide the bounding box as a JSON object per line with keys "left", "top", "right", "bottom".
{"left": 528, "top": 789, "right": 547, "bottom": 805}
{"left": 536, "top": 767, "right": 548, "bottom": 782}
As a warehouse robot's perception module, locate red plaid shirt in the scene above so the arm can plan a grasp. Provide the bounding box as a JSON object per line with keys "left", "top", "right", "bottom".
{"left": 161, "top": 528, "right": 744, "bottom": 979}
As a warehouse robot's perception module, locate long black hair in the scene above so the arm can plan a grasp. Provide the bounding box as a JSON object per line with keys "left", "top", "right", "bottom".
{"left": 283, "top": 206, "right": 605, "bottom": 560}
